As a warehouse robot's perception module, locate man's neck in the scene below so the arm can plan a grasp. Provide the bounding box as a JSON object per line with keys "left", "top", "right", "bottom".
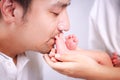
{"left": 13, "top": 55, "right": 17, "bottom": 65}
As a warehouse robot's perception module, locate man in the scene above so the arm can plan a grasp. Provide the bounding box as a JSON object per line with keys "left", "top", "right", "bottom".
{"left": 0, "top": 0, "right": 70, "bottom": 80}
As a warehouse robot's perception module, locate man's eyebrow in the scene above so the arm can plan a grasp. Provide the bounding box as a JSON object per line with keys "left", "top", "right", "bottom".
{"left": 52, "top": 0, "right": 71, "bottom": 8}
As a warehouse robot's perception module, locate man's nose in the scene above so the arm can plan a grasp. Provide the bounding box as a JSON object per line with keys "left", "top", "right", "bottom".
{"left": 57, "top": 10, "right": 70, "bottom": 31}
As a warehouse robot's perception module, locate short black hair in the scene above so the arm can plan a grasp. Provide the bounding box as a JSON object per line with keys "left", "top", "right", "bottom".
{"left": 15, "top": 0, "right": 32, "bottom": 16}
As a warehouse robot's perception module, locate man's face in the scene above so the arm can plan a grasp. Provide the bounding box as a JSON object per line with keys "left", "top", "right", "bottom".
{"left": 15, "top": 0, "right": 70, "bottom": 54}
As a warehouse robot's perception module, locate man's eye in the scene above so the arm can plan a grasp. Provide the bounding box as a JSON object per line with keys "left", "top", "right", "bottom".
{"left": 53, "top": 12, "right": 59, "bottom": 16}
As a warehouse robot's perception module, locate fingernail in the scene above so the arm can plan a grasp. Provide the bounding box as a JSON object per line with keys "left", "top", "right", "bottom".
{"left": 55, "top": 54, "right": 60, "bottom": 59}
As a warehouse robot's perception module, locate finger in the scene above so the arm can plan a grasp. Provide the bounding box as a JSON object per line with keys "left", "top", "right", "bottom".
{"left": 111, "top": 56, "right": 118, "bottom": 61}
{"left": 51, "top": 57, "right": 58, "bottom": 62}
{"left": 113, "top": 60, "right": 120, "bottom": 67}
{"left": 112, "top": 59, "right": 119, "bottom": 64}
{"left": 111, "top": 53, "right": 118, "bottom": 60}
{"left": 113, "top": 52, "right": 117, "bottom": 56}
{"left": 55, "top": 53, "right": 81, "bottom": 62}
{"left": 43, "top": 54, "right": 56, "bottom": 66}
{"left": 49, "top": 49, "right": 56, "bottom": 57}
{"left": 113, "top": 55, "right": 118, "bottom": 59}
{"left": 43, "top": 54, "right": 66, "bottom": 69}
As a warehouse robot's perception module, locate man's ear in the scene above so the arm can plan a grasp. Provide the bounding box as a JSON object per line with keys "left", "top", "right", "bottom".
{"left": 0, "top": 1, "right": 2, "bottom": 9}
{"left": 0, "top": 0, "right": 16, "bottom": 23}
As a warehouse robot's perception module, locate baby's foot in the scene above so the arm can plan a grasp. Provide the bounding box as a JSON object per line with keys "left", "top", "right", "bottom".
{"left": 49, "top": 33, "right": 68, "bottom": 62}
{"left": 53, "top": 34, "right": 78, "bottom": 62}
{"left": 65, "top": 34, "right": 78, "bottom": 50}
{"left": 55, "top": 33, "right": 68, "bottom": 54}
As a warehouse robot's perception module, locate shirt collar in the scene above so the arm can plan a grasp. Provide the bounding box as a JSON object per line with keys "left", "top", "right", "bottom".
{"left": 0, "top": 51, "right": 29, "bottom": 71}
{"left": 0, "top": 52, "right": 13, "bottom": 62}
{"left": 17, "top": 52, "right": 29, "bottom": 72}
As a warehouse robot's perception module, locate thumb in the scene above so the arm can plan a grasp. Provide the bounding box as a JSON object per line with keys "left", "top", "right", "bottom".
{"left": 55, "top": 53, "right": 77, "bottom": 62}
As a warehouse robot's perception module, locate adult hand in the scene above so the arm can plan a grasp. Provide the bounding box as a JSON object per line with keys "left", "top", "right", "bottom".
{"left": 44, "top": 52, "right": 99, "bottom": 79}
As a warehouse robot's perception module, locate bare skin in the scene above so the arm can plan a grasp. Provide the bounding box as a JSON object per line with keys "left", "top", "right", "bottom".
{"left": 44, "top": 34, "right": 119, "bottom": 79}
{"left": 111, "top": 52, "right": 120, "bottom": 67}
{"left": 49, "top": 33, "right": 113, "bottom": 66}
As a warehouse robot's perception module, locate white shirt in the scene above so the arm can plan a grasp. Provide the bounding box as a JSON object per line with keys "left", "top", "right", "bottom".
{"left": 89, "top": 0, "right": 120, "bottom": 56}
{"left": 0, "top": 51, "right": 43, "bottom": 80}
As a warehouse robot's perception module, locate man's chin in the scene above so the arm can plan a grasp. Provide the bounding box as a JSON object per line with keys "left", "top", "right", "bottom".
{"left": 38, "top": 48, "right": 52, "bottom": 54}
{"left": 37, "top": 42, "right": 55, "bottom": 54}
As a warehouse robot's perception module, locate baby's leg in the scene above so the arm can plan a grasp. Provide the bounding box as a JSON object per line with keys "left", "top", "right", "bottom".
{"left": 49, "top": 33, "right": 69, "bottom": 62}
{"left": 65, "top": 34, "right": 78, "bottom": 50}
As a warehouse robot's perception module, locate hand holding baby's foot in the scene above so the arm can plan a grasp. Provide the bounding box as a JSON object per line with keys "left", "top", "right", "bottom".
{"left": 49, "top": 33, "right": 69, "bottom": 62}
{"left": 49, "top": 33, "right": 79, "bottom": 62}
{"left": 49, "top": 48, "right": 58, "bottom": 62}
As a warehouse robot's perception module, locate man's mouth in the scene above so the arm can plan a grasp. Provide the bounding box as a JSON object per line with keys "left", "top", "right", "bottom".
{"left": 51, "top": 35, "right": 58, "bottom": 47}
{"left": 51, "top": 33, "right": 63, "bottom": 47}
{"left": 49, "top": 37, "right": 56, "bottom": 46}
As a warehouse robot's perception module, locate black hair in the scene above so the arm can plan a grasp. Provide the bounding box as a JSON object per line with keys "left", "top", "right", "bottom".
{"left": 0, "top": 0, "right": 32, "bottom": 18}
{"left": 15, "top": 0, "right": 32, "bottom": 15}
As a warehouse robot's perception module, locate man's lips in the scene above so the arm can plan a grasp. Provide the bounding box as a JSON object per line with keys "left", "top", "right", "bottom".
{"left": 51, "top": 32, "right": 63, "bottom": 44}
{"left": 49, "top": 37, "right": 56, "bottom": 45}
{"left": 50, "top": 36, "right": 58, "bottom": 48}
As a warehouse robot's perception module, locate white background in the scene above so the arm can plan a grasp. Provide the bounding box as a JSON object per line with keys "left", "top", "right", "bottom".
{"left": 43, "top": 0, "right": 95, "bottom": 80}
